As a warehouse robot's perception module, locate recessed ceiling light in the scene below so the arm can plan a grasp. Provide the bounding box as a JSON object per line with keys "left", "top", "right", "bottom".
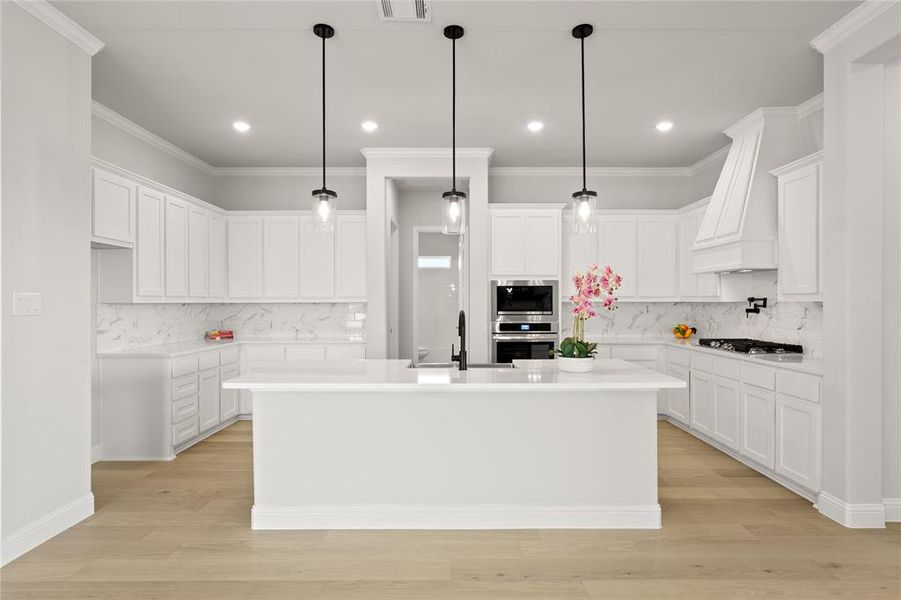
{"left": 361, "top": 120, "right": 379, "bottom": 132}
{"left": 656, "top": 120, "right": 674, "bottom": 132}
{"left": 527, "top": 121, "right": 544, "bottom": 132}
{"left": 232, "top": 121, "right": 251, "bottom": 133}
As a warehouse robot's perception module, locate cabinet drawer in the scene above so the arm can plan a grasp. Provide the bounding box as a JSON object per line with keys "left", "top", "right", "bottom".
{"left": 594, "top": 346, "right": 613, "bottom": 359}
{"left": 691, "top": 352, "right": 714, "bottom": 373}
{"left": 286, "top": 345, "right": 326, "bottom": 360}
{"left": 219, "top": 347, "right": 239, "bottom": 365}
{"left": 611, "top": 345, "right": 658, "bottom": 361}
{"left": 245, "top": 345, "right": 286, "bottom": 361}
{"left": 172, "top": 373, "right": 198, "bottom": 400}
{"left": 666, "top": 348, "right": 690, "bottom": 368}
{"left": 712, "top": 356, "right": 741, "bottom": 380}
{"left": 172, "top": 355, "right": 198, "bottom": 378}
{"left": 172, "top": 395, "right": 198, "bottom": 423}
{"left": 326, "top": 344, "right": 366, "bottom": 360}
{"left": 173, "top": 417, "right": 199, "bottom": 447}
{"left": 198, "top": 352, "right": 219, "bottom": 371}
{"left": 776, "top": 370, "right": 820, "bottom": 403}
{"left": 742, "top": 363, "right": 776, "bottom": 390}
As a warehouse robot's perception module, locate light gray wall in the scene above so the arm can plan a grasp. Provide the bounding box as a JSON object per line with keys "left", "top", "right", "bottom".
{"left": 2, "top": 2, "right": 93, "bottom": 559}
{"left": 212, "top": 174, "right": 366, "bottom": 210}
{"left": 92, "top": 116, "right": 214, "bottom": 200}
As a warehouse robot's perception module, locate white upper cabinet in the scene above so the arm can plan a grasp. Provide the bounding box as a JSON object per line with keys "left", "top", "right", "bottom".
{"left": 563, "top": 213, "right": 598, "bottom": 280}
{"left": 263, "top": 216, "right": 300, "bottom": 298}
{"left": 92, "top": 167, "right": 136, "bottom": 245}
{"left": 135, "top": 187, "right": 165, "bottom": 298}
{"left": 773, "top": 153, "right": 822, "bottom": 301}
{"left": 188, "top": 206, "right": 209, "bottom": 298}
{"left": 208, "top": 214, "right": 227, "bottom": 299}
{"left": 637, "top": 216, "right": 678, "bottom": 299}
{"left": 335, "top": 214, "right": 367, "bottom": 300}
{"left": 489, "top": 206, "right": 562, "bottom": 278}
{"left": 300, "top": 216, "right": 336, "bottom": 299}
{"left": 227, "top": 216, "right": 263, "bottom": 298}
{"left": 678, "top": 201, "right": 720, "bottom": 300}
{"left": 597, "top": 215, "right": 637, "bottom": 298}
{"left": 165, "top": 196, "right": 189, "bottom": 297}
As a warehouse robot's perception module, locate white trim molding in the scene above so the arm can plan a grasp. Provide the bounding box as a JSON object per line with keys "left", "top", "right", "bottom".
{"left": 816, "top": 491, "right": 887, "bottom": 528}
{"left": 1, "top": 493, "right": 94, "bottom": 566}
{"left": 796, "top": 93, "right": 824, "bottom": 119}
{"left": 490, "top": 166, "right": 690, "bottom": 177}
{"left": 251, "top": 503, "right": 662, "bottom": 530}
{"left": 13, "top": 0, "right": 105, "bottom": 56}
{"left": 213, "top": 166, "right": 366, "bottom": 177}
{"left": 811, "top": 0, "right": 900, "bottom": 53}
{"left": 885, "top": 498, "right": 901, "bottom": 522}
{"left": 361, "top": 147, "right": 495, "bottom": 162}
{"left": 92, "top": 101, "right": 217, "bottom": 175}
{"left": 687, "top": 145, "right": 731, "bottom": 176}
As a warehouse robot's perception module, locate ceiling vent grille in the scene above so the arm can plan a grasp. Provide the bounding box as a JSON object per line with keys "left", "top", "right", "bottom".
{"left": 378, "top": 0, "right": 431, "bottom": 22}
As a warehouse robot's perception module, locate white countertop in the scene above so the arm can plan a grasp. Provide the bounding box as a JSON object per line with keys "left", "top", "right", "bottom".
{"left": 222, "top": 358, "right": 686, "bottom": 392}
{"left": 664, "top": 339, "right": 823, "bottom": 375}
{"left": 97, "top": 337, "right": 366, "bottom": 358}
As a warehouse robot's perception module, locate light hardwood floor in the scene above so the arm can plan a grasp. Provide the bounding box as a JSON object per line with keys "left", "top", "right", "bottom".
{"left": 2, "top": 421, "right": 898, "bottom": 599}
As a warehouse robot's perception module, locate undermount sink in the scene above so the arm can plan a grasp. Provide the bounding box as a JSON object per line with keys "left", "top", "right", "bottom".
{"left": 413, "top": 362, "right": 516, "bottom": 369}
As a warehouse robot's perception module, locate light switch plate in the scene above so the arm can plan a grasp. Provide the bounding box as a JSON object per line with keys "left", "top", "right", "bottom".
{"left": 12, "top": 292, "right": 42, "bottom": 316}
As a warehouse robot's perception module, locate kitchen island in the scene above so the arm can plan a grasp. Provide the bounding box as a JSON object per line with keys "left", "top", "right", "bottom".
{"left": 223, "top": 358, "right": 685, "bottom": 530}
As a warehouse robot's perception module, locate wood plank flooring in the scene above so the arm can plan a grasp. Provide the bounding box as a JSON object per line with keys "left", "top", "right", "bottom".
{"left": 2, "top": 421, "right": 898, "bottom": 599}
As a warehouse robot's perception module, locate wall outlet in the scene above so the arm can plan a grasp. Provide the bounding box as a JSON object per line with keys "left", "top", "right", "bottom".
{"left": 12, "top": 292, "right": 42, "bottom": 316}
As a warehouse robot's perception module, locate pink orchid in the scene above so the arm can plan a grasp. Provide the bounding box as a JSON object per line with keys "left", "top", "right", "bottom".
{"left": 567, "top": 264, "right": 623, "bottom": 344}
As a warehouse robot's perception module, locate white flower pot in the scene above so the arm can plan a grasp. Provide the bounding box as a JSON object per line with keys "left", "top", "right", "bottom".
{"left": 557, "top": 356, "right": 595, "bottom": 373}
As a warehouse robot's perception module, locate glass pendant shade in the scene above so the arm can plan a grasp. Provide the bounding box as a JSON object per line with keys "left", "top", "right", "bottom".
{"left": 571, "top": 190, "right": 597, "bottom": 234}
{"left": 312, "top": 188, "right": 337, "bottom": 232}
{"left": 442, "top": 190, "right": 466, "bottom": 235}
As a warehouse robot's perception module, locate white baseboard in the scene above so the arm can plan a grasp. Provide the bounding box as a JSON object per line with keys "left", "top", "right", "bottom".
{"left": 91, "top": 444, "right": 102, "bottom": 464}
{"left": 251, "top": 503, "right": 662, "bottom": 530}
{"left": 1, "top": 492, "right": 94, "bottom": 566}
{"left": 816, "top": 492, "right": 886, "bottom": 528}
{"left": 884, "top": 498, "right": 901, "bottom": 522}
{"left": 237, "top": 414, "right": 252, "bottom": 421}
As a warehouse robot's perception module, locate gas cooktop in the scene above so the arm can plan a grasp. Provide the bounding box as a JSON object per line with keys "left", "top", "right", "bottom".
{"left": 698, "top": 338, "right": 803, "bottom": 355}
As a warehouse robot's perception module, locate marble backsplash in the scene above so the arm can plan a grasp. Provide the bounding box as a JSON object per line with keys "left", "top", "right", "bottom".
{"left": 96, "top": 303, "right": 366, "bottom": 353}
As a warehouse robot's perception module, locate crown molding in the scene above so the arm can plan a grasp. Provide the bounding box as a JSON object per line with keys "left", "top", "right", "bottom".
{"left": 687, "top": 145, "right": 731, "bottom": 176}
{"left": 770, "top": 150, "right": 824, "bottom": 177}
{"left": 796, "top": 93, "right": 824, "bottom": 119}
{"left": 213, "top": 166, "right": 366, "bottom": 177}
{"left": 360, "top": 148, "right": 495, "bottom": 162}
{"left": 811, "top": 0, "right": 899, "bottom": 54}
{"left": 489, "top": 166, "right": 691, "bottom": 177}
{"left": 92, "top": 101, "right": 216, "bottom": 175}
{"left": 13, "top": 0, "right": 105, "bottom": 56}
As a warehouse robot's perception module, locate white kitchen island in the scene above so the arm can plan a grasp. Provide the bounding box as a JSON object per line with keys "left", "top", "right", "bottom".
{"left": 223, "top": 358, "right": 685, "bottom": 530}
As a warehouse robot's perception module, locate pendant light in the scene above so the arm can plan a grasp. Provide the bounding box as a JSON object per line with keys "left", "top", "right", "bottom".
{"left": 571, "top": 23, "right": 597, "bottom": 234}
{"left": 442, "top": 24, "right": 465, "bottom": 235}
{"left": 312, "top": 23, "right": 336, "bottom": 232}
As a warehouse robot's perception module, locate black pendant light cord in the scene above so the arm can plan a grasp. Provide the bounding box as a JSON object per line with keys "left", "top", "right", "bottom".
{"left": 580, "top": 35, "right": 586, "bottom": 193}
{"left": 321, "top": 32, "right": 326, "bottom": 192}
{"left": 451, "top": 34, "right": 456, "bottom": 193}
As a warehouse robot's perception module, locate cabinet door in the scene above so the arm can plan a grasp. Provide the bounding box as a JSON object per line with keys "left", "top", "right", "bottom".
{"left": 335, "top": 214, "right": 367, "bottom": 299}
{"left": 712, "top": 376, "right": 740, "bottom": 451}
{"left": 678, "top": 210, "right": 700, "bottom": 298}
{"left": 667, "top": 363, "right": 691, "bottom": 426}
{"left": 741, "top": 384, "right": 775, "bottom": 469}
{"left": 92, "top": 168, "right": 135, "bottom": 244}
{"left": 136, "top": 187, "right": 165, "bottom": 297}
{"left": 219, "top": 364, "right": 239, "bottom": 421}
{"left": 208, "top": 214, "right": 227, "bottom": 299}
{"left": 227, "top": 217, "right": 263, "bottom": 298}
{"left": 489, "top": 211, "right": 525, "bottom": 276}
{"left": 300, "top": 216, "right": 336, "bottom": 299}
{"left": 188, "top": 206, "right": 209, "bottom": 298}
{"left": 563, "top": 220, "right": 598, "bottom": 284}
{"left": 598, "top": 216, "right": 637, "bottom": 298}
{"left": 198, "top": 368, "right": 220, "bottom": 433}
{"left": 776, "top": 393, "right": 821, "bottom": 491}
{"left": 778, "top": 163, "right": 820, "bottom": 297}
{"left": 524, "top": 210, "right": 560, "bottom": 277}
{"left": 690, "top": 370, "right": 715, "bottom": 436}
{"left": 263, "top": 216, "right": 300, "bottom": 298}
{"left": 638, "top": 216, "right": 678, "bottom": 298}
{"left": 326, "top": 344, "right": 366, "bottom": 360}
{"left": 165, "top": 197, "right": 189, "bottom": 297}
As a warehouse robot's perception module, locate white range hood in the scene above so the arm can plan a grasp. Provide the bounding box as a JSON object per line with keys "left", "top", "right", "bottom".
{"left": 692, "top": 108, "right": 805, "bottom": 274}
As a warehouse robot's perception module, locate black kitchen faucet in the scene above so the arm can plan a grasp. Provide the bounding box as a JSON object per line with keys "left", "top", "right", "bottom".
{"left": 450, "top": 310, "right": 468, "bottom": 370}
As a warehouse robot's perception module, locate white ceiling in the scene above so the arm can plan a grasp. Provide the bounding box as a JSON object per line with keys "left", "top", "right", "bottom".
{"left": 55, "top": 0, "right": 857, "bottom": 169}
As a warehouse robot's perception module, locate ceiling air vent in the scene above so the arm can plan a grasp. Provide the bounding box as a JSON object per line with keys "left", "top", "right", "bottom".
{"left": 378, "top": 0, "right": 431, "bottom": 22}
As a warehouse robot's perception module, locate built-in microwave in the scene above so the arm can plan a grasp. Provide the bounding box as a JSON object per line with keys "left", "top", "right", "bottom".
{"left": 491, "top": 280, "right": 559, "bottom": 321}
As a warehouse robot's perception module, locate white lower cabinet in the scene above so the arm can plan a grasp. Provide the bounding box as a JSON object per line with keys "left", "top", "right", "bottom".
{"left": 219, "top": 364, "right": 240, "bottom": 421}
{"left": 740, "top": 384, "right": 776, "bottom": 470}
{"left": 775, "top": 393, "right": 821, "bottom": 491}
{"left": 667, "top": 363, "right": 691, "bottom": 425}
{"left": 690, "top": 370, "right": 715, "bottom": 436}
{"left": 711, "top": 375, "right": 740, "bottom": 451}
{"left": 198, "top": 367, "right": 220, "bottom": 433}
